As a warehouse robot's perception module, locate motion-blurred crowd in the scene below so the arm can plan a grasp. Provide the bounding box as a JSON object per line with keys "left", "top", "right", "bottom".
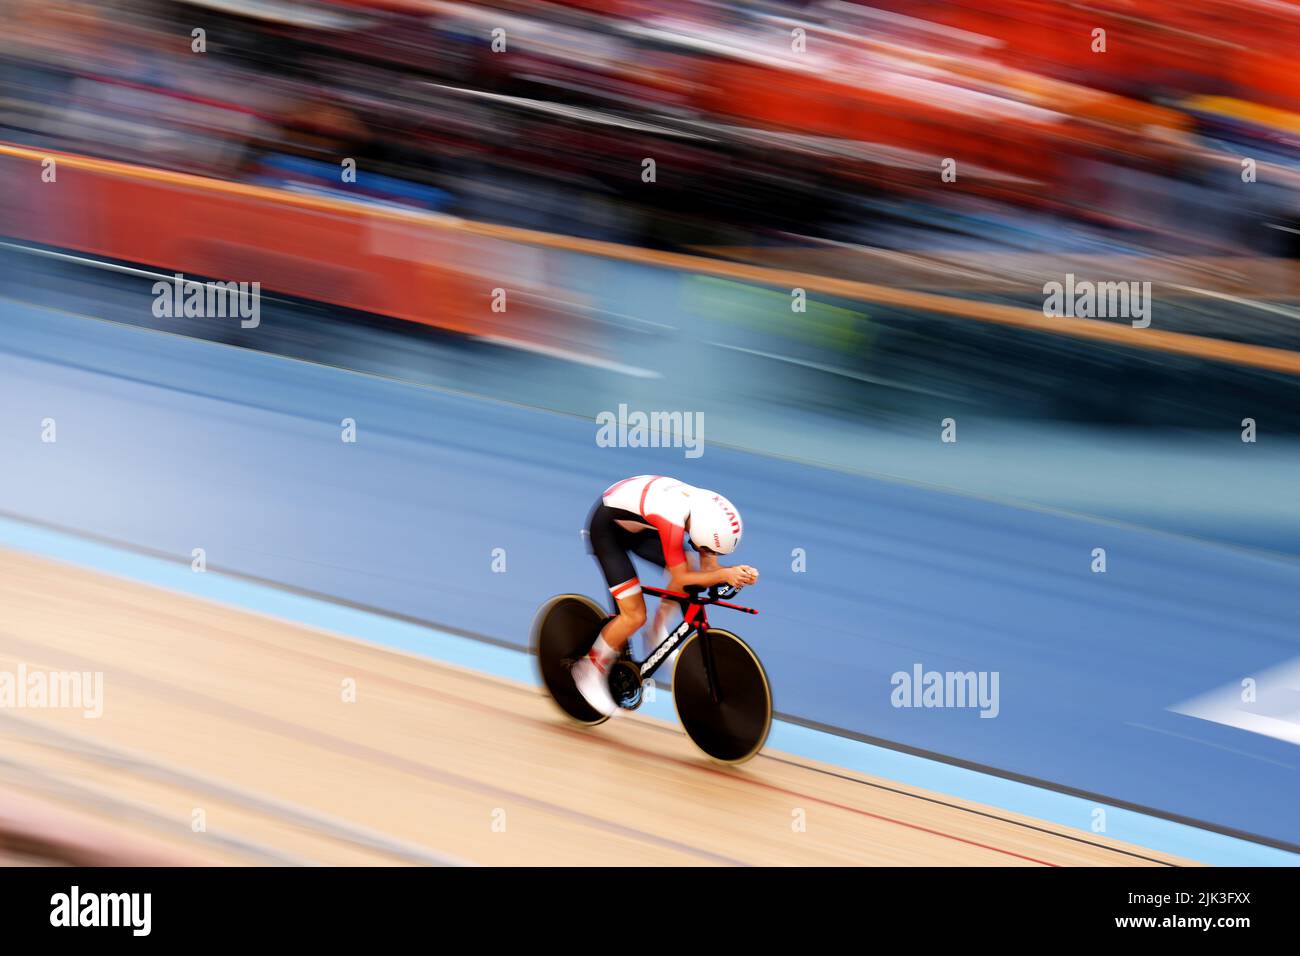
{"left": 4, "top": 0, "right": 1300, "bottom": 257}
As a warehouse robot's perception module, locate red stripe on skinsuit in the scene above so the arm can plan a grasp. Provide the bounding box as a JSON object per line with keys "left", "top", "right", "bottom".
{"left": 638, "top": 476, "right": 663, "bottom": 517}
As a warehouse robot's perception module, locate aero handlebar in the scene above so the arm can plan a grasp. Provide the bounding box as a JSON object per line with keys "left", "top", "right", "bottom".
{"left": 640, "top": 584, "right": 758, "bottom": 615}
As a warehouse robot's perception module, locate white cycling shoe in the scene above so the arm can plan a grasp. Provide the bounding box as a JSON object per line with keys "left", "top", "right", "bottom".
{"left": 572, "top": 654, "right": 618, "bottom": 717}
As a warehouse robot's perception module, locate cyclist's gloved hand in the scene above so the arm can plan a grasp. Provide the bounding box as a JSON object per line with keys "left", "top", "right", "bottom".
{"left": 720, "top": 566, "right": 758, "bottom": 590}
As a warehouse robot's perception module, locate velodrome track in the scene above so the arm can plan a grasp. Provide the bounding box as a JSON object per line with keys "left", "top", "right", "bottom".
{"left": 1, "top": 291, "right": 1298, "bottom": 863}
{"left": 0, "top": 545, "right": 1186, "bottom": 866}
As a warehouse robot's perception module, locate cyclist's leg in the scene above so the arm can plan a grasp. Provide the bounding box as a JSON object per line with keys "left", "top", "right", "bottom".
{"left": 587, "top": 503, "right": 648, "bottom": 649}
{"left": 576, "top": 504, "right": 647, "bottom": 713}
{"left": 604, "top": 591, "right": 647, "bottom": 654}
{"left": 626, "top": 530, "right": 680, "bottom": 654}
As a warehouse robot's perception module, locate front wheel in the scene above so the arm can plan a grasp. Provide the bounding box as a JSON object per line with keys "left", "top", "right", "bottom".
{"left": 531, "top": 594, "right": 610, "bottom": 726}
{"left": 673, "top": 628, "right": 772, "bottom": 764}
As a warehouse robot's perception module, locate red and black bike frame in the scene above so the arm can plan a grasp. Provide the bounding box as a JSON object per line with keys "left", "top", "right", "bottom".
{"left": 636, "top": 584, "right": 758, "bottom": 701}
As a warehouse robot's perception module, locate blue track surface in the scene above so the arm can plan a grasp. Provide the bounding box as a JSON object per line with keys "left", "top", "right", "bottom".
{"left": 2, "top": 299, "right": 1298, "bottom": 851}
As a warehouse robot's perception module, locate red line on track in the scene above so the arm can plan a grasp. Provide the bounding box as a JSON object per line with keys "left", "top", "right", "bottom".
{"left": 206, "top": 630, "right": 1061, "bottom": 865}
{"left": 692, "top": 763, "right": 1058, "bottom": 866}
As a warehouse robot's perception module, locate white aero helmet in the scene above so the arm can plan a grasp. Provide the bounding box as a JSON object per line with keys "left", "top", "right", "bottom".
{"left": 687, "top": 488, "right": 743, "bottom": 554}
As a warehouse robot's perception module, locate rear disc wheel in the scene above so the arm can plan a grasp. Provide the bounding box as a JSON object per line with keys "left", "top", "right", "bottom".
{"left": 531, "top": 594, "right": 611, "bottom": 726}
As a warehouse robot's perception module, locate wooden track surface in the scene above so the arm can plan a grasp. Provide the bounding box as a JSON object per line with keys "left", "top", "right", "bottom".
{"left": 0, "top": 547, "right": 1193, "bottom": 866}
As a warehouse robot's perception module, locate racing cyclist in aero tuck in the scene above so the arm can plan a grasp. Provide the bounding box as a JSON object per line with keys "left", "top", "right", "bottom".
{"left": 576, "top": 475, "right": 759, "bottom": 715}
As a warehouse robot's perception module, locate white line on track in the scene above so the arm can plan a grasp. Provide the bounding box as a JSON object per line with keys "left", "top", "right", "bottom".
{"left": 707, "top": 340, "right": 964, "bottom": 398}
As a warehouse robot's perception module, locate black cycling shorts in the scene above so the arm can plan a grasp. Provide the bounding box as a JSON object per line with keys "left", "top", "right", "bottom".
{"left": 585, "top": 500, "right": 666, "bottom": 602}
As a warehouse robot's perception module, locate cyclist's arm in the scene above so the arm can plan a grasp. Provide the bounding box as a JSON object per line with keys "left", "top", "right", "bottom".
{"left": 652, "top": 515, "right": 755, "bottom": 589}
{"left": 697, "top": 549, "right": 759, "bottom": 586}
{"left": 665, "top": 561, "right": 733, "bottom": 590}
{"left": 666, "top": 560, "right": 757, "bottom": 591}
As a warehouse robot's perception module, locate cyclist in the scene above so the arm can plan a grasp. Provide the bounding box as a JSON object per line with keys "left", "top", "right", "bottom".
{"left": 575, "top": 475, "right": 759, "bottom": 715}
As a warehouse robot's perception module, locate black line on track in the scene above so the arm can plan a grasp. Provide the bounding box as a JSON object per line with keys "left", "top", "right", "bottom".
{"left": 755, "top": 753, "right": 1174, "bottom": 865}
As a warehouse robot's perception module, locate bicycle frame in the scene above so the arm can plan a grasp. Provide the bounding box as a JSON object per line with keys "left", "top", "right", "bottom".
{"left": 634, "top": 584, "right": 758, "bottom": 683}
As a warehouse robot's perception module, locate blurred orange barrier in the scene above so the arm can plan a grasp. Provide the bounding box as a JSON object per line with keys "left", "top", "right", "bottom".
{"left": 0, "top": 143, "right": 571, "bottom": 351}
{"left": 3, "top": 143, "right": 1300, "bottom": 378}
{"left": 448, "top": 220, "right": 1300, "bottom": 379}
